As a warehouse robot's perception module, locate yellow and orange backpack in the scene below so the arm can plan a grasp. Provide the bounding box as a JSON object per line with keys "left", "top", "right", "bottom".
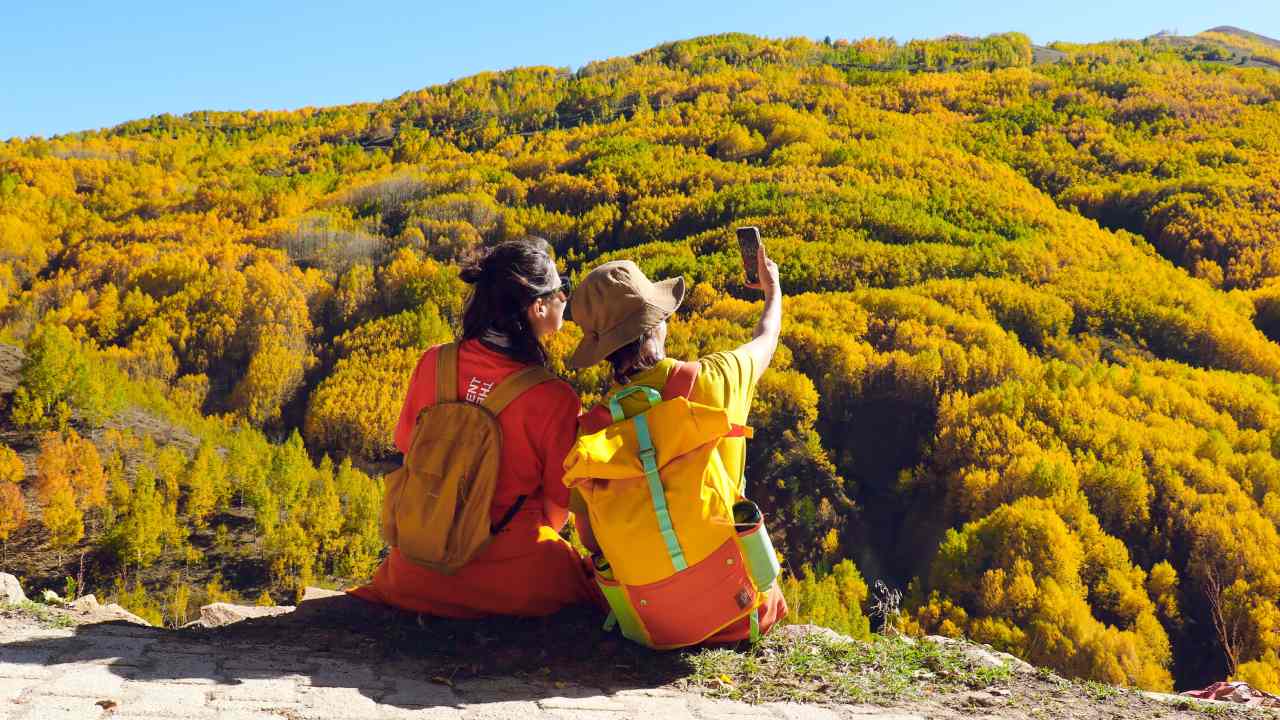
{"left": 563, "top": 362, "right": 783, "bottom": 649}
{"left": 380, "top": 342, "right": 553, "bottom": 573}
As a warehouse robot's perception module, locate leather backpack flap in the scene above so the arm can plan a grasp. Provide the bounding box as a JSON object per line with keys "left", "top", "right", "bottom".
{"left": 395, "top": 402, "right": 504, "bottom": 572}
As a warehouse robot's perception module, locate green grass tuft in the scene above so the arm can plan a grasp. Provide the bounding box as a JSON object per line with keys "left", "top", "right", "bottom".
{"left": 3, "top": 601, "right": 76, "bottom": 629}
{"left": 683, "top": 631, "right": 1014, "bottom": 705}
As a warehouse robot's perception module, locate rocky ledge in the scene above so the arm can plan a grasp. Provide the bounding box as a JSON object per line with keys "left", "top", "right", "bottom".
{"left": 0, "top": 573, "right": 1272, "bottom": 720}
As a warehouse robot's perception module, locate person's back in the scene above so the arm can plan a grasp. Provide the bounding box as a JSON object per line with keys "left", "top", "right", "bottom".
{"left": 350, "top": 238, "right": 601, "bottom": 618}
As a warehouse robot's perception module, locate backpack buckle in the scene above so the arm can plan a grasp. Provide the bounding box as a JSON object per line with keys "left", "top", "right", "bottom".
{"left": 639, "top": 446, "right": 658, "bottom": 467}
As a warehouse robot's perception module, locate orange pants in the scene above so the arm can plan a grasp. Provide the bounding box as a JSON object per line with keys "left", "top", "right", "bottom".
{"left": 350, "top": 514, "right": 604, "bottom": 618}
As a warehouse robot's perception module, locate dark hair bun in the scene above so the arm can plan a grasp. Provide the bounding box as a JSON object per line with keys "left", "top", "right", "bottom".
{"left": 459, "top": 246, "right": 495, "bottom": 285}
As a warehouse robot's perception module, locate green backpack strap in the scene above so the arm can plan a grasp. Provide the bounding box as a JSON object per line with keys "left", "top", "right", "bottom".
{"left": 602, "top": 383, "right": 690, "bottom": 573}
{"left": 606, "top": 385, "right": 661, "bottom": 421}
{"left": 633, "top": 410, "right": 688, "bottom": 572}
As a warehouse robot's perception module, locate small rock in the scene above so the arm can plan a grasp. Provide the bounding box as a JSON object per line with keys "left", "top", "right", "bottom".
{"left": 41, "top": 589, "right": 64, "bottom": 605}
{"left": 197, "top": 602, "right": 296, "bottom": 628}
{"left": 962, "top": 690, "right": 999, "bottom": 707}
{"left": 925, "top": 635, "right": 1035, "bottom": 674}
{"left": 0, "top": 572, "right": 26, "bottom": 604}
{"left": 71, "top": 594, "right": 100, "bottom": 613}
{"left": 301, "top": 586, "right": 345, "bottom": 601}
{"left": 772, "top": 624, "right": 856, "bottom": 645}
{"left": 1142, "top": 690, "right": 1189, "bottom": 705}
{"left": 101, "top": 603, "right": 152, "bottom": 626}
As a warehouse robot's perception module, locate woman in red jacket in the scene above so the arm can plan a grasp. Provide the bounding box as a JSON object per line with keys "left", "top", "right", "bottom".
{"left": 351, "top": 238, "right": 600, "bottom": 617}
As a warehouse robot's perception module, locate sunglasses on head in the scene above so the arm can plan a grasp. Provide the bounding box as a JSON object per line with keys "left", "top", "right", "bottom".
{"left": 538, "top": 277, "right": 572, "bottom": 300}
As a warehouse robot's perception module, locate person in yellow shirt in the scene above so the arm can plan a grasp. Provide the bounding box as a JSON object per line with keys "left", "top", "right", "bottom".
{"left": 565, "top": 241, "right": 787, "bottom": 643}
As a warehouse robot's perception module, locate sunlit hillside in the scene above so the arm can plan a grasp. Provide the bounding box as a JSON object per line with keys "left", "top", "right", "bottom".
{"left": 2, "top": 28, "right": 1279, "bottom": 693}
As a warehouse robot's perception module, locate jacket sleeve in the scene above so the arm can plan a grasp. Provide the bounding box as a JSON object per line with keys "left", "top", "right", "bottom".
{"left": 538, "top": 381, "right": 582, "bottom": 510}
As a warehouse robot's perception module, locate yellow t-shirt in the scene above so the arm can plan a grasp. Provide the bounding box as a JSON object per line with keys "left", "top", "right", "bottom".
{"left": 570, "top": 350, "right": 758, "bottom": 513}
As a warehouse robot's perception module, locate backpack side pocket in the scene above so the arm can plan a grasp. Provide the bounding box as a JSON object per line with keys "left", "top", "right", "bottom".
{"left": 734, "top": 500, "right": 781, "bottom": 592}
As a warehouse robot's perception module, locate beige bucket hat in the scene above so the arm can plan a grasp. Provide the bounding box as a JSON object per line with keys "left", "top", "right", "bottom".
{"left": 568, "top": 260, "right": 685, "bottom": 369}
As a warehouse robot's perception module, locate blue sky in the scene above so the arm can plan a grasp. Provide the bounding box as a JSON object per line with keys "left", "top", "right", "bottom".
{"left": 2, "top": 0, "right": 1277, "bottom": 140}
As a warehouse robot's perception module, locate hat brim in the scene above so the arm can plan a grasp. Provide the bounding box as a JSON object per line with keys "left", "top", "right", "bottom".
{"left": 651, "top": 276, "right": 685, "bottom": 316}
{"left": 568, "top": 276, "right": 685, "bottom": 369}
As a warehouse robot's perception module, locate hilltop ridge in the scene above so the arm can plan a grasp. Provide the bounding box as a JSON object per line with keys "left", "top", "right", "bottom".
{"left": 1204, "top": 26, "right": 1280, "bottom": 48}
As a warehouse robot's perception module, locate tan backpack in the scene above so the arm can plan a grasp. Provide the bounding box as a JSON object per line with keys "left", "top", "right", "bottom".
{"left": 380, "top": 342, "right": 554, "bottom": 574}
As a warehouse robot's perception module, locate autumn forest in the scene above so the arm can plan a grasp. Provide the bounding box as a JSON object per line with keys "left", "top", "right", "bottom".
{"left": 2, "top": 27, "right": 1280, "bottom": 693}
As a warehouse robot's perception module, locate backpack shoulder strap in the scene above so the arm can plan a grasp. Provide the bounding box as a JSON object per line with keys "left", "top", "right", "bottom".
{"left": 435, "top": 342, "right": 460, "bottom": 404}
{"left": 662, "top": 360, "right": 700, "bottom": 401}
{"left": 480, "top": 365, "right": 556, "bottom": 415}
{"left": 490, "top": 495, "right": 528, "bottom": 535}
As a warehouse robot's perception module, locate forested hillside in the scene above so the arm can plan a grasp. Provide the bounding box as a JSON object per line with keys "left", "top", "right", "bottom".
{"left": 2, "top": 28, "right": 1279, "bottom": 694}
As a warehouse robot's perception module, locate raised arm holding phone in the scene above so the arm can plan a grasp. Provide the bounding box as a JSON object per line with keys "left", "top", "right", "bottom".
{"left": 735, "top": 227, "right": 783, "bottom": 384}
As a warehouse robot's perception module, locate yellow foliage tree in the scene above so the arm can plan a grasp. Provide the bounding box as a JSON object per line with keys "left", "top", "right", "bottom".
{"left": 230, "top": 329, "right": 308, "bottom": 426}
{"left": 781, "top": 560, "right": 872, "bottom": 641}
{"left": 39, "top": 478, "right": 83, "bottom": 561}
{"left": 0, "top": 445, "right": 25, "bottom": 484}
{"left": 37, "top": 430, "right": 107, "bottom": 513}
{"left": 0, "top": 484, "right": 26, "bottom": 561}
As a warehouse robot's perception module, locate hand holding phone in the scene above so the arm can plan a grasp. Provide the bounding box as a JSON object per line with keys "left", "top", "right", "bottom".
{"left": 736, "top": 226, "right": 762, "bottom": 285}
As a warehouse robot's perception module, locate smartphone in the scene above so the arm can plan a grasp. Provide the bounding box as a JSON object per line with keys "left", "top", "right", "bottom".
{"left": 736, "top": 226, "right": 762, "bottom": 284}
